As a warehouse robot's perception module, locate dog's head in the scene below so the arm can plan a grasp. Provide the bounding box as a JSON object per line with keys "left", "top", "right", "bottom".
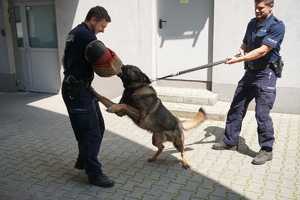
{"left": 118, "top": 65, "right": 151, "bottom": 88}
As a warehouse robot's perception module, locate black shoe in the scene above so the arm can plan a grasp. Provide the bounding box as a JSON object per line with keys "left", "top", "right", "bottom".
{"left": 89, "top": 174, "right": 115, "bottom": 188}
{"left": 251, "top": 149, "right": 273, "bottom": 165}
{"left": 212, "top": 141, "right": 237, "bottom": 151}
{"left": 74, "top": 162, "right": 84, "bottom": 170}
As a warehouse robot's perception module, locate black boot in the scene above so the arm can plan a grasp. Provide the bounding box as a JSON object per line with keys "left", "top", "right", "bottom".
{"left": 89, "top": 174, "right": 115, "bottom": 188}
{"left": 74, "top": 162, "right": 84, "bottom": 170}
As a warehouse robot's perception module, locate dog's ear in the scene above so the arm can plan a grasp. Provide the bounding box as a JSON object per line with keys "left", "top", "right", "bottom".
{"left": 141, "top": 73, "right": 151, "bottom": 84}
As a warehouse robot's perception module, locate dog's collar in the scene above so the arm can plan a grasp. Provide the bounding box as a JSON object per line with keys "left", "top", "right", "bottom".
{"left": 125, "top": 84, "right": 146, "bottom": 91}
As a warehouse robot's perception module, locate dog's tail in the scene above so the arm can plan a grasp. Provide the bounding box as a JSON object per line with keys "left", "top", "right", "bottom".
{"left": 181, "top": 108, "right": 206, "bottom": 131}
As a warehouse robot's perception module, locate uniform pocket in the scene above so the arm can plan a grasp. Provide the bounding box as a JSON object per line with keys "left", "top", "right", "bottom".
{"left": 68, "top": 88, "right": 97, "bottom": 131}
{"left": 256, "top": 85, "right": 276, "bottom": 106}
{"left": 70, "top": 112, "right": 96, "bottom": 131}
{"left": 254, "top": 31, "right": 267, "bottom": 45}
{"left": 261, "top": 85, "right": 276, "bottom": 93}
{"left": 69, "top": 88, "right": 93, "bottom": 114}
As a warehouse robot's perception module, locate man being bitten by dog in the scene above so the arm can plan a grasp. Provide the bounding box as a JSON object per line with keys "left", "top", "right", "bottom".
{"left": 91, "top": 65, "right": 206, "bottom": 169}
{"left": 61, "top": 6, "right": 115, "bottom": 187}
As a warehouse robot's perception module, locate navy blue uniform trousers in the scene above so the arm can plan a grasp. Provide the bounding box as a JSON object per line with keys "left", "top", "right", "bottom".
{"left": 62, "top": 84, "right": 104, "bottom": 177}
{"left": 223, "top": 68, "right": 277, "bottom": 148}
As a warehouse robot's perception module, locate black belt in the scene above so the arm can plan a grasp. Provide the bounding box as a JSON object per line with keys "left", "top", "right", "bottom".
{"left": 63, "top": 75, "right": 91, "bottom": 88}
{"left": 63, "top": 76, "right": 91, "bottom": 99}
{"left": 63, "top": 81, "right": 91, "bottom": 88}
{"left": 245, "top": 63, "right": 271, "bottom": 70}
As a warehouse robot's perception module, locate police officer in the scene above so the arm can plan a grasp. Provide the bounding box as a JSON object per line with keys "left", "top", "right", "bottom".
{"left": 212, "top": 0, "right": 285, "bottom": 165}
{"left": 61, "top": 6, "right": 114, "bottom": 187}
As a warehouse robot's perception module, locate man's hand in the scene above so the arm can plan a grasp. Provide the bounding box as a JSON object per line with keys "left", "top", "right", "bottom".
{"left": 226, "top": 56, "right": 240, "bottom": 64}
{"left": 225, "top": 44, "right": 272, "bottom": 65}
{"left": 225, "top": 44, "right": 248, "bottom": 64}
{"left": 226, "top": 51, "right": 245, "bottom": 64}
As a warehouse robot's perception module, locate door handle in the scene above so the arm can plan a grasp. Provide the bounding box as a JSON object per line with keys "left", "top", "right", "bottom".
{"left": 159, "top": 19, "right": 167, "bottom": 29}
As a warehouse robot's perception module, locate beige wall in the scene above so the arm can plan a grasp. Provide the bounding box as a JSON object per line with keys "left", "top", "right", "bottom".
{"left": 1, "top": 0, "right": 300, "bottom": 113}
{"left": 213, "top": 0, "right": 300, "bottom": 114}
{"left": 55, "top": 0, "right": 155, "bottom": 98}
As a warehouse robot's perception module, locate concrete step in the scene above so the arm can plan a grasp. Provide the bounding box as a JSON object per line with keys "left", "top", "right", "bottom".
{"left": 154, "top": 86, "right": 229, "bottom": 121}
{"left": 161, "top": 101, "right": 230, "bottom": 121}
{"left": 109, "top": 86, "right": 230, "bottom": 121}
{"left": 154, "top": 86, "right": 218, "bottom": 106}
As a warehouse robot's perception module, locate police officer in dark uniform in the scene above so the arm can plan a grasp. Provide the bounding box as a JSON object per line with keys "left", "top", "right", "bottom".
{"left": 61, "top": 6, "right": 114, "bottom": 187}
{"left": 212, "top": 0, "right": 285, "bottom": 165}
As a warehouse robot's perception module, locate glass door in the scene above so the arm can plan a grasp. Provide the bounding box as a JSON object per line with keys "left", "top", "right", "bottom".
{"left": 11, "top": 1, "right": 60, "bottom": 93}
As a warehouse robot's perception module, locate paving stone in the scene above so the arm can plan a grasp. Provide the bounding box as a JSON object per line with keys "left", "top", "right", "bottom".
{"left": 1, "top": 92, "right": 300, "bottom": 200}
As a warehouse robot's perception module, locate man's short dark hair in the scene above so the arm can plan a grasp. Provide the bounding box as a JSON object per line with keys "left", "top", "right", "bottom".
{"left": 85, "top": 6, "right": 111, "bottom": 22}
{"left": 255, "top": 0, "right": 274, "bottom": 6}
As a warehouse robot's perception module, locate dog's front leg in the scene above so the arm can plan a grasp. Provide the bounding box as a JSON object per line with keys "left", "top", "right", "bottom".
{"left": 90, "top": 86, "right": 116, "bottom": 108}
{"left": 90, "top": 86, "right": 125, "bottom": 116}
{"left": 107, "top": 104, "right": 141, "bottom": 121}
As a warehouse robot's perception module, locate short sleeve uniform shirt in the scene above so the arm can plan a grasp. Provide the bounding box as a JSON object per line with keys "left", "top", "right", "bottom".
{"left": 243, "top": 14, "right": 285, "bottom": 66}
{"left": 63, "top": 22, "right": 96, "bottom": 82}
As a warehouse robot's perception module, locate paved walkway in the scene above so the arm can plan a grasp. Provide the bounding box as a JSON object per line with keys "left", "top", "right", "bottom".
{"left": 0, "top": 92, "right": 299, "bottom": 200}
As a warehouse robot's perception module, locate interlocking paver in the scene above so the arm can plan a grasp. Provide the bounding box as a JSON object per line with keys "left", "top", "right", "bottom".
{"left": 0, "top": 92, "right": 300, "bottom": 200}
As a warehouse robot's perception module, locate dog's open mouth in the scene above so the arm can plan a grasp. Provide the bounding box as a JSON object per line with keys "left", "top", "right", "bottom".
{"left": 117, "top": 72, "right": 133, "bottom": 86}
{"left": 117, "top": 73, "right": 123, "bottom": 78}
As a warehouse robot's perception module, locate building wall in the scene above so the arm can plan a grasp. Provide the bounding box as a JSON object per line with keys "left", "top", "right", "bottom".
{"left": 213, "top": 0, "right": 300, "bottom": 114}
{"left": 1, "top": 0, "right": 300, "bottom": 113}
{"left": 0, "top": 0, "right": 16, "bottom": 92}
{"left": 55, "top": 0, "right": 155, "bottom": 98}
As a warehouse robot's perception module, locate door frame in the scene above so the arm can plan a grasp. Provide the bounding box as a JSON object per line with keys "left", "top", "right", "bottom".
{"left": 155, "top": 0, "right": 214, "bottom": 90}
{"left": 9, "top": 0, "right": 60, "bottom": 93}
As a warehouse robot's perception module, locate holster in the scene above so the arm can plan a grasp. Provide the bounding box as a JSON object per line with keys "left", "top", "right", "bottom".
{"left": 271, "top": 56, "right": 284, "bottom": 78}
{"left": 64, "top": 75, "right": 90, "bottom": 100}
{"left": 244, "top": 57, "right": 284, "bottom": 78}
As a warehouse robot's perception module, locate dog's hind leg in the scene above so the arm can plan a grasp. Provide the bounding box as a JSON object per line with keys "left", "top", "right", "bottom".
{"left": 173, "top": 136, "right": 190, "bottom": 169}
{"left": 148, "top": 134, "right": 164, "bottom": 162}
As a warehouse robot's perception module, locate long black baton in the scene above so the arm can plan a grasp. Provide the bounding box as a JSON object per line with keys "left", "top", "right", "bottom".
{"left": 156, "top": 59, "right": 228, "bottom": 81}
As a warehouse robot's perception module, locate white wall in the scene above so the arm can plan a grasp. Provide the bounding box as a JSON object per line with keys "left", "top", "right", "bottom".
{"left": 55, "top": 0, "right": 155, "bottom": 98}
{"left": 53, "top": 0, "right": 300, "bottom": 112}
{"left": 213, "top": 0, "right": 300, "bottom": 114}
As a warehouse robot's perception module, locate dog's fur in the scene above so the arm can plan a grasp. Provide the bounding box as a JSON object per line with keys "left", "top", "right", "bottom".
{"left": 91, "top": 65, "right": 205, "bottom": 168}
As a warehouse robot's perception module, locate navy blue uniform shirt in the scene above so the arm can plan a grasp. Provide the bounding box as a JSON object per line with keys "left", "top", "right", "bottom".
{"left": 63, "top": 22, "right": 96, "bottom": 82}
{"left": 243, "top": 14, "right": 285, "bottom": 66}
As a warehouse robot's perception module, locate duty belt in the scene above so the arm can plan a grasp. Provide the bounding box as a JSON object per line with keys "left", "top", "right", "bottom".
{"left": 245, "top": 63, "right": 271, "bottom": 71}
{"left": 63, "top": 75, "right": 91, "bottom": 99}
{"left": 63, "top": 76, "right": 91, "bottom": 88}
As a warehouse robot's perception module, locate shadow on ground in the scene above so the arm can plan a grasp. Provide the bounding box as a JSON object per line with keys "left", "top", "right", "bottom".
{"left": 0, "top": 93, "right": 248, "bottom": 200}
{"left": 186, "top": 126, "right": 257, "bottom": 158}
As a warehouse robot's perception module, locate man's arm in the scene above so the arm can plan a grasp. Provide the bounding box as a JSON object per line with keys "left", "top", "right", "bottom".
{"left": 226, "top": 44, "right": 273, "bottom": 64}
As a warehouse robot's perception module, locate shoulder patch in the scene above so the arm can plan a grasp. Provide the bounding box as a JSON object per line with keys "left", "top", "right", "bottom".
{"left": 66, "top": 34, "right": 74, "bottom": 43}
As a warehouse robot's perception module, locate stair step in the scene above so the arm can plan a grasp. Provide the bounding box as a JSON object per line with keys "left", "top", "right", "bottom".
{"left": 109, "top": 86, "right": 230, "bottom": 121}
{"left": 162, "top": 101, "right": 230, "bottom": 121}
{"left": 154, "top": 86, "right": 218, "bottom": 106}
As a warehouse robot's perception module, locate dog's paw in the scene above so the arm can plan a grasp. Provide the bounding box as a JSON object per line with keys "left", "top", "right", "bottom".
{"left": 147, "top": 158, "right": 156, "bottom": 162}
{"left": 106, "top": 106, "right": 115, "bottom": 113}
{"left": 182, "top": 162, "right": 191, "bottom": 169}
{"left": 115, "top": 111, "right": 125, "bottom": 117}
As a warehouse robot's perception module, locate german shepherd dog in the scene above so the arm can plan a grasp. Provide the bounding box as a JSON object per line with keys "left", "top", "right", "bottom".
{"left": 91, "top": 65, "right": 205, "bottom": 168}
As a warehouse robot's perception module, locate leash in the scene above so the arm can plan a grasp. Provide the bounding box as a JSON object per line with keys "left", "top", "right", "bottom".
{"left": 154, "top": 53, "right": 243, "bottom": 81}
{"left": 155, "top": 59, "right": 228, "bottom": 81}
